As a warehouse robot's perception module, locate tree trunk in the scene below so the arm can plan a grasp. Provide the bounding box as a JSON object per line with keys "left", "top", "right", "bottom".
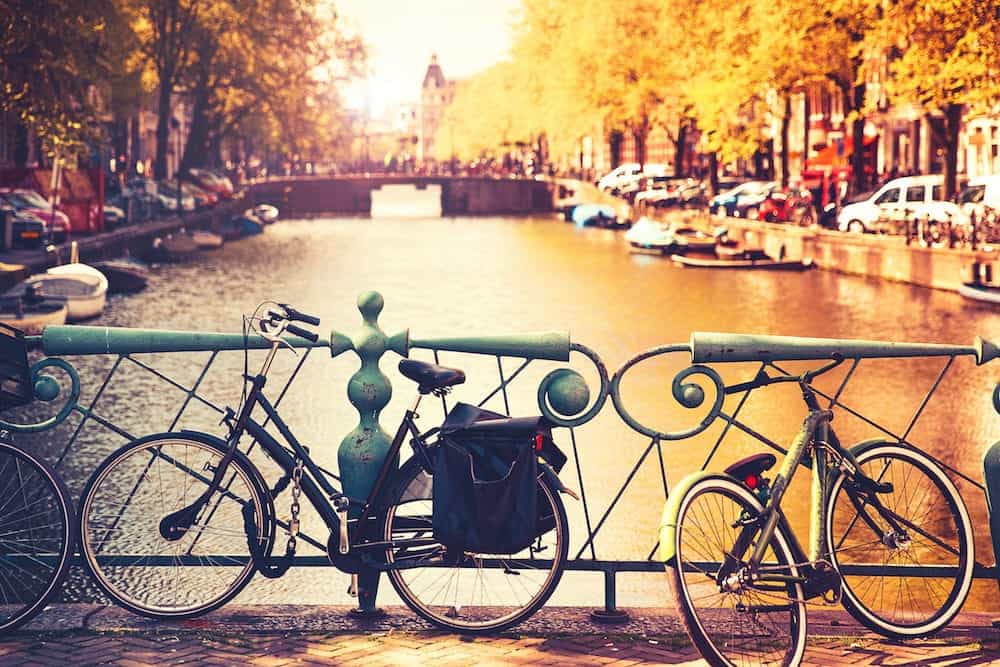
{"left": 849, "top": 82, "right": 867, "bottom": 194}
{"left": 708, "top": 151, "right": 719, "bottom": 194}
{"left": 180, "top": 88, "right": 211, "bottom": 173}
{"left": 633, "top": 126, "right": 648, "bottom": 170}
{"left": 780, "top": 95, "right": 791, "bottom": 187}
{"left": 674, "top": 120, "right": 687, "bottom": 178}
{"left": 803, "top": 93, "right": 810, "bottom": 167}
{"left": 154, "top": 79, "right": 173, "bottom": 180}
{"left": 943, "top": 103, "right": 962, "bottom": 199}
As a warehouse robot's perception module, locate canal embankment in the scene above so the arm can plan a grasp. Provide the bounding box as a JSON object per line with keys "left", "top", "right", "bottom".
{"left": 0, "top": 198, "right": 245, "bottom": 290}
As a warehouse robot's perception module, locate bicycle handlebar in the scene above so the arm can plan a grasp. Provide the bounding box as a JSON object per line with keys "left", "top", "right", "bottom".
{"left": 278, "top": 304, "right": 320, "bottom": 326}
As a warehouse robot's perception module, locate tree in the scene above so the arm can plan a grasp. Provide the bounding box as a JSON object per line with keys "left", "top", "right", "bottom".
{"left": 876, "top": 0, "right": 1000, "bottom": 197}
{"left": 0, "top": 0, "right": 124, "bottom": 163}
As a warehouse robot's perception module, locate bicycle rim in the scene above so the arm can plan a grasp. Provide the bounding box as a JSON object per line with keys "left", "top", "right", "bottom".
{"left": 826, "top": 444, "right": 973, "bottom": 637}
{"left": 383, "top": 459, "right": 568, "bottom": 633}
{"left": 0, "top": 442, "right": 74, "bottom": 632}
{"left": 80, "top": 435, "right": 270, "bottom": 619}
{"left": 670, "top": 477, "right": 806, "bottom": 667}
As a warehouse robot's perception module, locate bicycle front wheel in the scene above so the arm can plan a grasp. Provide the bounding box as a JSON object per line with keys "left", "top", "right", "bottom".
{"left": 826, "top": 443, "right": 974, "bottom": 638}
{"left": 669, "top": 476, "right": 806, "bottom": 667}
{"left": 79, "top": 433, "right": 274, "bottom": 619}
{"left": 0, "top": 441, "right": 75, "bottom": 632}
{"left": 381, "top": 456, "right": 569, "bottom": 633}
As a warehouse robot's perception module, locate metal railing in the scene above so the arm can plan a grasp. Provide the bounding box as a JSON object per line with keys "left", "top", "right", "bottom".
{"left": 3, "top": 292, "right": 998, "bottom": 619}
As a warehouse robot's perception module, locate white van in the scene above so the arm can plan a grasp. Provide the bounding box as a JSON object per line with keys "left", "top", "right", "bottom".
{"left": 597, "top": 163, "right": 669, "bottom": 193}
{"left": 837, "top": 175, "right": 968, "bottom": 233}
{"left": 957, "top": 175, "right": 1000, "bottom": 218}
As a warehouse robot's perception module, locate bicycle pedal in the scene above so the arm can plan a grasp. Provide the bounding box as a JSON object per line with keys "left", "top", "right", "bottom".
{"left": 347, "top": 574, "right": 358, "bottom": 598}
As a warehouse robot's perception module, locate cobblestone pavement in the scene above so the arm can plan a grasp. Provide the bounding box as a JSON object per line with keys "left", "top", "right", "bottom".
{"left": 2, "top": 606, "right": 999, "bottom": 666}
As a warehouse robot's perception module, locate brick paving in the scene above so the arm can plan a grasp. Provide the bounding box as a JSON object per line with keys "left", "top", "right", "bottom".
{"left": 2, "top": 606, "right": 999, "bottom": 666}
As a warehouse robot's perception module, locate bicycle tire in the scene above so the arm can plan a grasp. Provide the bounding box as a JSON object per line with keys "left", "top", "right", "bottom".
{"left": 380, "top": 455, "right": 569, "bottom": 634}
{"left": 78, "top": 432, "right": 275, "bottom": 619}
{"left": 0, "top": 440, "right": 75, "bottom": 632}
{"left": 826, "top": 443, "right": 974, "bottom": 638}
{"left": 668, "top": 476, "right": 807, "bottom": 667}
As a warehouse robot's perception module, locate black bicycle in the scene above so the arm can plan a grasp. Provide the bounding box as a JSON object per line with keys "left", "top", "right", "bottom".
{"left": 0, "top": 324, "right": 76, "bottom": 633}
{"left": 77, "top": 303, "right": 573, "bottom": 633}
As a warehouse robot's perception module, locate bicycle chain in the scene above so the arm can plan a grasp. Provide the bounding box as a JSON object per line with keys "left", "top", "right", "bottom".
{"left": 287, "top": 457, "right": 303, "bottom": 554}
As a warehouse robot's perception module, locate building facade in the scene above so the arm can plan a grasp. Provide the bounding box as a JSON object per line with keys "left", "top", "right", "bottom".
{"left": 418, "top": 54, "right": 455, "bottom": 163}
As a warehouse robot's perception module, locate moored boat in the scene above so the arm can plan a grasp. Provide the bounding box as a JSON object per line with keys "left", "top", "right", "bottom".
{"left": 958, "top": 282, "right": 1000, "bottom": 305}
{"left": 147, "top": 233, "right": 200, "bottom": 263}
{"left": 0, "top": 292, "right": 68, "bottom": 334}
{"left": 92, "top": 260, "right": 149, "bottom": 294}
{"left": 235, "top": 211, "right": 265, "bottom": 236}
{"left": 192, "top": 230, "right": 225, "bottom": 249}
{"left": 253, "top": 204, "right": 279, "bottom": 224}
{"left": 671, "top": 254, "right": 815, "bottom": 271}
{"left": 6, "top": 273, "right": 106, "bottom": 321}
{"left": 572, "top": 203, "right": 616, "bottom": 227}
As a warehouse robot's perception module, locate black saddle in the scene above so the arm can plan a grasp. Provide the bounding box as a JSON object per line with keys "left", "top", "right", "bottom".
{"left": 398, "top": 359, "right": 466, "bottom": 394}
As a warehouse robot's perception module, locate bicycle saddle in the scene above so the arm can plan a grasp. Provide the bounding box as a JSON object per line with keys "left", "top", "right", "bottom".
{"left": 724, "top": 453, "right": 777, "bottom": 482}
{"left": 398, "top": 359, "right": 466, "bottom": 394}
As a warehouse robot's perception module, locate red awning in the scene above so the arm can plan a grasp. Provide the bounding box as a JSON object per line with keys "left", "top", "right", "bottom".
{"left": 806, "top": 135, "right": 878, "bottom": 169}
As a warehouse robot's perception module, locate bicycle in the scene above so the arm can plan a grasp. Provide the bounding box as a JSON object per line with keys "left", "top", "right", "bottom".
{"left": 77, "top": 303, "right": 572, "bottom": 633}
{"left": 661, "top": 355, "right": 976, "bottom": 667}
{"left": 0, "top": 324, "right": 76, "bottom": 633}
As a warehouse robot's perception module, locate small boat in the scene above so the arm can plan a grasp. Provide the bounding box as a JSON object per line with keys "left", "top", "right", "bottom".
{"left": 624, "top": 218, "right": 673, "bottom": 251}
{"left": 150, "top": 233, "right": 200, "bottom": 263}
{"left": 235, "top": 211, "right": 264, "bottom": 236}
{"left": 0, "top": 290, "right": 67, "bottom": 334}
{"left": 6, "top": 273, "right": 106, "bottom": 321}
{"left": 191, "top": 230, "right": 224, "bottom": 249}
{"left": 671, "top": 254, "right": 815, "bottom": 271}
{"left": 212, "top": 217, "right": 245, "bottom": 241}
{"left": 46, "top": 243, "right": 111, "bottom": 296}
{"left": 92, "top": 260, "right": 149, "bottom": 294}
{"left": 958, "top": 282, "right": 1000, "bottom": 305}
{"left": 572, "top": 203, "right": 616, "bottom": 227}
{"left": 253, "top": 204, "right": 279, "bottom": 224}
{"left": 671, "top": 228, "right": 720, "bottom": 256}
{"left": 715, "top": 243, "right": 771, "bottom": 261}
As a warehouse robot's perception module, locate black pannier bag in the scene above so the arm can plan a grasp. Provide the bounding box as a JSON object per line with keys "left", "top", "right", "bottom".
{"left": 432, "top": 403, "right": 564, "bottom": 554}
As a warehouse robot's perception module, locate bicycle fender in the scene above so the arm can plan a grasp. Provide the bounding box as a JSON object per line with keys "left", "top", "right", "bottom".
{"left": 659, "top": 471, "right": 736, "bottom": 566}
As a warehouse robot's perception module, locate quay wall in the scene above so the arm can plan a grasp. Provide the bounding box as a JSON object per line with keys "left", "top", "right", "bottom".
{"left": 248, "top": 176, "right": 556, "bottom": 216}
{"left": 712, "top": 217, "right": 999, "bottom": 291}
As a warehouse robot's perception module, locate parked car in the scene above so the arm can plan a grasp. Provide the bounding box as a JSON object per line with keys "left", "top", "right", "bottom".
{"left": 624, "top": 175, "right": 684, "bottom": 204}
{"left": 0, "top": 188, "right": 70, "bottom": 242}
{"left": 103, "top": 204, "right": 126, "bottom": 228}
{"left": 758, "top": 186, "right": 817, "bottom": 225}
{"left": 0, "top": 204, "right": 55, "bottom": 249}
{"left": 188, "top": 168, "right": 236, "bottom": 199}
{"left": 708, "top": 180, "right": 772, "bottom": 217}
{"left": 837, "top": 175, "right": 969, "bottom": 233}
{"left": 956, "top": 175, "right": 1000, "bottom": 220}
{"left": 154, "top": 182, "right": 196, "bottom": 212}
{"left": 634, "top": 179, "right": 697, "bottom": 209}
{"left": 596, "top": 163, "right": 669, "bottom": 194}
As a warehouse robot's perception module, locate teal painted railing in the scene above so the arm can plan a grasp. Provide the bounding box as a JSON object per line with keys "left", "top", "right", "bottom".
{"left": 4, "top": 291, "right": 998, "bottom": 617}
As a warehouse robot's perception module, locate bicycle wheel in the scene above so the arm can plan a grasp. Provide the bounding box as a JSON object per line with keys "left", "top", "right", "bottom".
{"left": 0, "top": 441, "right": 74, "bottom": 632}
{"left": 381, "top": 456, "right": 569, "bottom": 633}
{"left": 826, "top": 443, "right": 973, "bottom": 638}
{"left": 669, "top": 476, "right": 806, "bottom": 667}
{"left": 79, "top": 432, "right": 274, "bottom": 619}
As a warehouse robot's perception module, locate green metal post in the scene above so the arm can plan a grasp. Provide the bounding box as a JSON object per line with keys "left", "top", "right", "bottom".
{"left": 330, "top": 291, "right": 407, "bottom": 615}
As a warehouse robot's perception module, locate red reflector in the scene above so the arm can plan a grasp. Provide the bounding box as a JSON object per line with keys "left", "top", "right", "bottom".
{"left": 744, "top": 474, "right": 759, "bottom": 489}
{"left": 535, "top": 434, "right": 544, "bottom": 453}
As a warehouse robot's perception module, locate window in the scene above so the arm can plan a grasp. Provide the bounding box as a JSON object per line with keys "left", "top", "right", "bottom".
{"left": 904, "top": 186, "right": 924, "bottom": 202}
{"left": 874, "top": 188, "right": 900, "bottom": 204}
{"left": 931, "top": 185, "right": 944, "bottom": 201}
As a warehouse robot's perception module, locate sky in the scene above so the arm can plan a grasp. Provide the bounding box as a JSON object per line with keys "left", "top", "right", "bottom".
{"left": 335, "top": 0, "right": 520, "bottom": 117}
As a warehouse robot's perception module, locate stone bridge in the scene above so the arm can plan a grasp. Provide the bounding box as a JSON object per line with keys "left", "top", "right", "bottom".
{"left": 249, "top": 175, "right": 558, "bottom": 216}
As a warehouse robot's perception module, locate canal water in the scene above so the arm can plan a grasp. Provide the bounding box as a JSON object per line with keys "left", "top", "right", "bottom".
{"left": 20, "top": 197, "right": 999, "bottom": 610}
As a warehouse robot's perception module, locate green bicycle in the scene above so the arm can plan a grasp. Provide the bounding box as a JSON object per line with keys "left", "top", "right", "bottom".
{"left": 661, "top": 356, "right": 976, "bottom": 667}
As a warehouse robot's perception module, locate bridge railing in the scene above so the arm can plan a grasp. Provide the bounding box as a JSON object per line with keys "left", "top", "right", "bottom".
{"left": 4, "top": 291, "right": 998, "bottom": 619}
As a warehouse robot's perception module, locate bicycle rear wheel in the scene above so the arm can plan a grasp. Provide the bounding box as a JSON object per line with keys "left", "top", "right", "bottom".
{"left": 79, "top": 432, "right": 274, "bottom": 619}
{"left": 380, "top": 456, "right": 569, "bottom": 634}
{"left": 826, "top": 443, "right": 973, "bottom": 638}
{"left": 669, "top": 476, "right": 806, "bottom": 667}
{"left": 0, "top": 441, "right": 74, "bottom": 632}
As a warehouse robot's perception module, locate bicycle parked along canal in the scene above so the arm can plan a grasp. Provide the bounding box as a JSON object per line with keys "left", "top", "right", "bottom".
{"left": 660, "top": 340, "right": 997, "bottom": 667}
{"left": 0, "top": 324, "right": 75, "bottom": 633}
{"left": 77, "top": 303, "right": 574, "bottom": 633}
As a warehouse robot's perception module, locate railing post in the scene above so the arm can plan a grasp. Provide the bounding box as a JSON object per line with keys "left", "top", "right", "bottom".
{"left": 590, "top": 566, "right": 629, "bottom": 623}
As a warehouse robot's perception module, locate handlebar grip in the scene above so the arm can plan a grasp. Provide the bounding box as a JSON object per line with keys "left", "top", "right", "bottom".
{"left": 286, "top": 323, "right": 318, "bottom": 343}
{"left": 280, "top": 304, "right": 320, "bottom": 326}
